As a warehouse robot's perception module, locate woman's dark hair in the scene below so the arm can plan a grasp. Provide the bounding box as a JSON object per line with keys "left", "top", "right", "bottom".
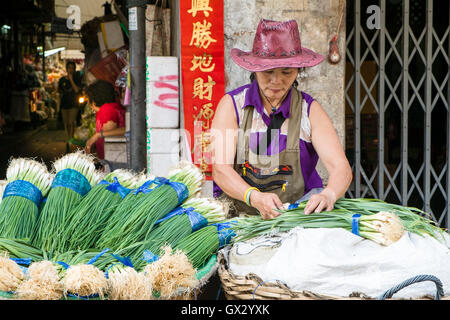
{"left": 250, "top": 68, "right": 300, "bottom": 88}
{"left": 86, "top": 80, "right": 116, "bottom": 107}
{"left": 66, "top": 60, "right": 76, "bottom": 70}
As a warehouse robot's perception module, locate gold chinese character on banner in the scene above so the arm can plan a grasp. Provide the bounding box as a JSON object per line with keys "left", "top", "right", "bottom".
{"left": 190, "top": 53, "right": 215, "bottom": 72}
{"left": 193, "top": 102, "right": 215, "bottom": 129}
{"left": 187, "top": 0, "right": 213, "bottom": 17}
{"left": 190, "top": 20, "right": 217, "bottom": 49}
{"left": 193, "top": 76, "right": 216, "bottom": 101}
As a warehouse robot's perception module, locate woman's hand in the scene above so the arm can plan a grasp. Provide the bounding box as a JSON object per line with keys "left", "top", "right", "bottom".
{"left": 250, "top": 191, "right": 284, "bottom": 220}
{"left": 85, "top": 132, "right": 100, "bottom": 154}
{"left": 304, "top": 188, "right": 337, "bottom": 215}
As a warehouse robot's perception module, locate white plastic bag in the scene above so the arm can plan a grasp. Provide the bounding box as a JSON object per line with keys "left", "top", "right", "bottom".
{"left": 229, "top": 227, "right": 450, "bottom": 299}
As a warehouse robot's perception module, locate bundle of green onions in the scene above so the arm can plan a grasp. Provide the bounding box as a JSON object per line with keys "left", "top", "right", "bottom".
{"left": 172, "top": 221, "right": 236, "bottom": 269}
{"left": 62, "top": 169, "right": 144, "bottom": 251}
{"left": 97, "top": 162, "right": 204, "bottom": 252}
{"left": 229, "top": 198, "right": 446, "bottom": 246}
{"left": 32, "top": 152, "right": 102, "bottom": 253}
{"left": 0, "top": 158, "right": 53, "bottom": 239}
{"left": 129, "top": 197, "right": 229, "bottom": 270}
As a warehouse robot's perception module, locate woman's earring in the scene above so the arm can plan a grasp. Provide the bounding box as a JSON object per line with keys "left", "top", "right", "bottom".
{"left": 299, "top": 68, "right": 308, "bottom": 79}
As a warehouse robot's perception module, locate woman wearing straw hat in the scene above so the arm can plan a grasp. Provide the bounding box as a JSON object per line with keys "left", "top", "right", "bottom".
{"left": 211, "top": 19, "right": 352, "bottom": 220}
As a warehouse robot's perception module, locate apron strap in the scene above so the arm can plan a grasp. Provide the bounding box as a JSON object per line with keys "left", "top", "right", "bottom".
{"left": 236, "top": 105, "right": 254, "bottom": 165}
{"left": 285, "top": 89, "right": 303, "bottom": 151}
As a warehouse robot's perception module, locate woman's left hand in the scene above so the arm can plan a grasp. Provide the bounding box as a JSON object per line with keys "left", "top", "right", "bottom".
{"left": 304, "top": 188, "right": 337, "bottom": 215}
{"left": 85, "top": 133, "right": 100, "bottom": 154}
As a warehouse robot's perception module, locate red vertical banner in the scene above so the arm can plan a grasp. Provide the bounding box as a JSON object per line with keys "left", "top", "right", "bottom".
{"left": 180, "top": 0, "right": 225, "bottom": 179}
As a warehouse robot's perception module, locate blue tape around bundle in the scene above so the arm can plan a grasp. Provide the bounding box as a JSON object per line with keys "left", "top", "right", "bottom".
{"left": 10, "top": 257, "right": 32, "bottom": 266}
{"left": 142, "top": 249, "right": 159, "bottom": 263}
{"left": 132, "top": 177, "right": 163, "bottom": 195}
{"left": 98, "top": 177, "right": 131, "bottom": 199}
{"left": 2, "top": 180, "right": 44, "bottom": 207}
{"left": 131, "top": 177, "right": 188, "bottom": 205}
{"left": 164, "top": 180, "right": 189, "bottom": 206}
{"left": 155, "top": 206, "right": 208, "bottom": 232}
{"left": 213, "top": 221, "right": 237, "bottom": 249}
{"left": 352, "top": 214, "right": 361, "bottom": 236}
{"left": 51, "top": 168, "right": 91, "bottom": 197}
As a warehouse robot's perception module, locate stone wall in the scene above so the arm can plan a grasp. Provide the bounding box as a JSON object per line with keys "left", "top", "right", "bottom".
{"left": 223, "top": 0, "right": 347, "bottom": 184}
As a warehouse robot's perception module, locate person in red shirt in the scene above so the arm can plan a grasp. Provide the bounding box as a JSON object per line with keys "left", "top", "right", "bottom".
{"left": 84, "top": 80, "right": 126, "bottom": 159}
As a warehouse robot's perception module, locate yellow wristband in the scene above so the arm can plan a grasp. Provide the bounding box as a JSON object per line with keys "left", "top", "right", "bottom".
{"left": 244, "top": 187, "right": 259, "bottom": 206}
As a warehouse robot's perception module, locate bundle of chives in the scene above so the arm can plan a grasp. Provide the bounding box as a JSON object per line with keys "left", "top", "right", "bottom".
{"left": 172, "top": 221, "right": 236, "bottom": 269}
{"left": 0, "top": 158, "right": 52, "bottom": 239}
{"left": 97, "top": 162, "right": 204, "bottom": 252}
{"left": 129, "top": 197, "right": 229, "bottom": 270}
{"left": 62, "top": 169, "right": 143, "bottom": 251}
{"left": 31, "top": 151, "right": 101, "bottom": 253}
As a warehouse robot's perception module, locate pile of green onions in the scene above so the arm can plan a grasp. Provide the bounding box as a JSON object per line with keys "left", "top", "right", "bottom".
{"left": 97, "top": 162, "right": 204, "bottom": 252}
{"left": 128, "top": 197, "right": 229, "bottom": 270}
{"left": 0, "top": 158, "right": 53, "bottom": 239}
{"left": 62, "top": 169, "right": 144, "bottom": 251}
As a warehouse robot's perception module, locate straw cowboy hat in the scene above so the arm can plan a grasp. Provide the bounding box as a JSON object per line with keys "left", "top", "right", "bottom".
{"left": 230, "top": 19, "right": 325, "bottom": 72}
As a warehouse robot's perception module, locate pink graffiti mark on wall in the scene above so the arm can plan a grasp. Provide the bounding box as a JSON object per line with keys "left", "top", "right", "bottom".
{"left": 153, "top": 75, "right": 179, "bottom": 111}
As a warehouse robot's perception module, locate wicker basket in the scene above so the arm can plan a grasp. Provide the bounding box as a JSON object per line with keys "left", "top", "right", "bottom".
{"left": 217, "top": 249, "right": 449, "bottom": 300}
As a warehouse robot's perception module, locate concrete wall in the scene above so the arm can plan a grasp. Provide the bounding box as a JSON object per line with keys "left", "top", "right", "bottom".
{"left": 223, "top": 0, "right": 347, "bottom": 184}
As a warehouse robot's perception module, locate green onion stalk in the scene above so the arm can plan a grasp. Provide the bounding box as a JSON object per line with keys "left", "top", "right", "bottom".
{"left": 31, "top": 152, "right": 102, "bottom": 254}
{"left": 0, "top": 180, "right": 7, "bottom": 204}
{"left": 172, "top": 221, "right": 236, "bottom": 269}
{"left": 0, "top": 237, "right": 46, "bottom": 262}
{"left": 62, "top": 169, "right": 145, "bottom": 251}
{"left": 97, "top": 162, "right": 204, "bottom": 253}
{"left": 0, "top": 158, "right": 53, "bottom": 239}
{"left": 128, "top": 197, "right": 229, "bottom": 270}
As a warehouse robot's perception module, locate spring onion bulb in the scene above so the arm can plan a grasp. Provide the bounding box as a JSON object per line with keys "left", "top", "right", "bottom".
{"left": 63, "top": 264, "right": 108, "bottom": 299}
{"left": 15, "top": 260, "right": 63, "bottom": 300}
{"left": 0, "top": 253, "right": 25, "bottom": 292}
{"left": 107, "top": 264, "right": 153, "bottom": 300}
{"left": 143, "top": 245, "right": 198, "bottom": 299}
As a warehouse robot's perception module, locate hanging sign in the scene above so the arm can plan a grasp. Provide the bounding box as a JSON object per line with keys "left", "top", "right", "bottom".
{"left": 180, "top": 0, "right": 225, "bottom": 179}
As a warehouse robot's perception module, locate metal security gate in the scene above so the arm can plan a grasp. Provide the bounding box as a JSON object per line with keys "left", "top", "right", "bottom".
{"left": 345, "top": 0, "right": 450, "bottom": 228}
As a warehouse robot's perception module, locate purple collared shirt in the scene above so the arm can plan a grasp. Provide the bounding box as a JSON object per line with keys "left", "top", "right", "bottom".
{"left": 213, "top": 80, "right": 323, "bottom": 198}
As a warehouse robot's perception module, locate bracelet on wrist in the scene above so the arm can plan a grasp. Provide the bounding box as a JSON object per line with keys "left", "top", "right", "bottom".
{"left": 244, "top": 187, "right": 259, "bottom": 206}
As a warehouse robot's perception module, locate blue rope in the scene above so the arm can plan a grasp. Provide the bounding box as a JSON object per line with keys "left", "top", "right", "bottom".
{"left": 377, "top": 274, "right": 444, "bottom": 300}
